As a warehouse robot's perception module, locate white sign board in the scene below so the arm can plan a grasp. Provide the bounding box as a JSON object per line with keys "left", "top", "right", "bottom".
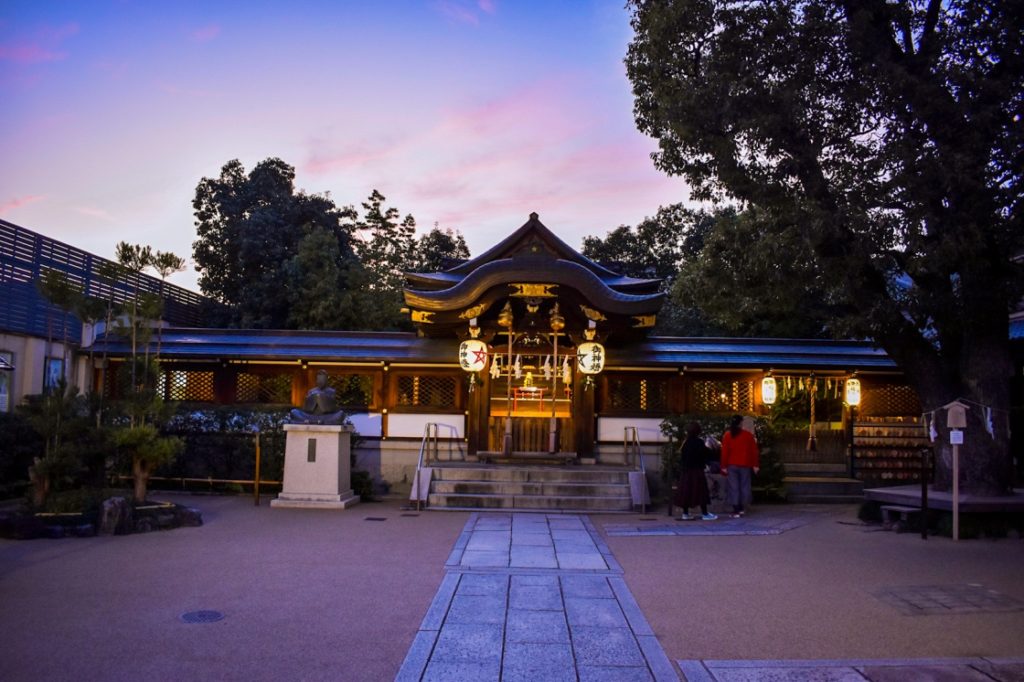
{"left": 950, "top": 429, "right": 964, "bottom": 445}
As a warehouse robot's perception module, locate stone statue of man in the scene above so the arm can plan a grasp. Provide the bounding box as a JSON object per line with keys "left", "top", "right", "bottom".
{"left": 288, "top": 369, "right": 345, "bottom": 424}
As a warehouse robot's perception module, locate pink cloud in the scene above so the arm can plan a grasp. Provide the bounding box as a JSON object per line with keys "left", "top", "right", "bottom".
{"left": 433, "top": 1, "right": 482, "bottom": 26}
{"left": 190, "top": 24, "right": 221, "bottom": 43}
{"left": 0, "top": 23, "right": 78, "bottom": 64}
{"left": 478, "top": 0, "right": 497, "bottom": 13}
{"left": 74, "top": 206, "right": 114, "bottom": 221}
{"left": 0, "top": 195, "right": 44, "bottom": 213}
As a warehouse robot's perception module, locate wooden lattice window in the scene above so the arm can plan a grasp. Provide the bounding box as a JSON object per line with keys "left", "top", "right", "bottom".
{"left": 327, "top": 373, "right": 374, "bottom": 408}
{"left": 690, "top": 380, "right": 754, "bottom": 413}
{"left": 861, "top": 384, "right": 922, "bottom": 417}
{"left": 395, "top": 374, "right": 457, "bottom": 409}
{"left": 237, "top": 372, "right": 293, "bottom": 404}
{"left": 603, "top": 376, "right": 669, "bottom": 413}
{"left": 161, "top": 370, "right": 215, "bottom": 402}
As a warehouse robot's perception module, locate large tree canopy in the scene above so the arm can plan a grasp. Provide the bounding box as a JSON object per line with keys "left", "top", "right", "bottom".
{"left": 583, "top": 204, "right": 836, "bottom": 337}
{"left": 627, "top": 0, "right": 1023, "bottom": 494}
{"left": 582, "top": 204, "right": 720, "bottom": 335}
{"left": 193, "top": 158, "right": 362, "bottom": 328}
{"left": 671, "top": 207, "right": 837, "bottom": 338}
{"left": 193, "top": 159, "right": 471, "bottom": 331}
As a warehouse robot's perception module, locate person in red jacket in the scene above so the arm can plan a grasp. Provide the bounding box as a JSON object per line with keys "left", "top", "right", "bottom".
{"left": 720, "top": 414, "right": 759, "bottom": 518}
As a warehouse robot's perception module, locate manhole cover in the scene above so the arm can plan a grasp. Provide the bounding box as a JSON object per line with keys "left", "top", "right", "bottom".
{"left": 180, "top": 610, "right": 224, "bottom": 624}
{"left": 401, "top": 513, "right": 420, "bottom": 517}
{"left": 365, "top": 517, "right": 387, "bottom": 521}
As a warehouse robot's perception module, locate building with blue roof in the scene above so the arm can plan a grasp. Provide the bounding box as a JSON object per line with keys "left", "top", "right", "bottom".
{"left": 4, "top": 214, "right": 1021, "bottom": 504}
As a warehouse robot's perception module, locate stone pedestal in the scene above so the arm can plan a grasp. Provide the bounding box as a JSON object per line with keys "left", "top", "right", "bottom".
{"left": 271, "top": 424, "right": 359, "bottom": 510}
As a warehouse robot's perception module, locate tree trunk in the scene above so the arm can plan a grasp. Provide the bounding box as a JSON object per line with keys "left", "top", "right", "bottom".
{"left": 132, "top": 457, "right": 149, "bottom": 504}
{"left": 29, "top": 461, "right": 50, "bottom": 508}
{"left": 905, "top": 334, "right": 1013, "bottom": 496}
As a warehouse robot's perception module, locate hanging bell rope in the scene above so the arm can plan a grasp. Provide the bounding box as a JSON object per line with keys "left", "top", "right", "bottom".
{"left": 807, "top": 374, "right": 818, "bottom": 451}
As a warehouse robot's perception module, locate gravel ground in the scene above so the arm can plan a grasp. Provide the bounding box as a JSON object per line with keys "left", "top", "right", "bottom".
{"left": 4, "top": 497, "right": 1023, "bottom": 681}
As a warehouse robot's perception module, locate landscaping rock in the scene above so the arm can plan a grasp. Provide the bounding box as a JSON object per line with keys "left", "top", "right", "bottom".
{"left": 73, "top": 523, "right": 96, "bottom": 538}
{"left": 134, "top": 517, "right": 155, "bottom": 533}
{"left": 3, "top": 515, "right": 45, "bottom": 540}
{"left": 45, "top": 525, "right": 65, "bottom": 539}
{"left": 98, "top": 497, "right": 133, "bottom": 536}
{"left": 155, "top": 513, "right": 175, "bottom": 529}
{"left": 174, "top": 506, "right": 204, "bottom": 527}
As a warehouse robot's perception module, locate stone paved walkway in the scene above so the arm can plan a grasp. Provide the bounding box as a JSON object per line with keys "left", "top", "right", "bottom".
{"left": 678, "top": 656, "right": 1024, "bottom": 681}
{"left": 396, "top": 512, "right": 678, "bottom": 681}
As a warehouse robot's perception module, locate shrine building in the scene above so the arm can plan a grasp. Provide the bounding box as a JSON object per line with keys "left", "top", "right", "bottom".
{"left": 50, "top": 213, "right": 946, "bottom": 509}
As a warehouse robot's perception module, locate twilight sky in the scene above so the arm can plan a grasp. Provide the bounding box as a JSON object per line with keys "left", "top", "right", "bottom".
{"left": 1, "top": 0, "right": 689, "bottom": 291}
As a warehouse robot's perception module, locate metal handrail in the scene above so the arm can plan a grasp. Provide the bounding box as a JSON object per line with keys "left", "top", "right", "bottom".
{"left": 624, "top": 426, "right": 648, "bottom": 513}
{"left": 413, "top": 423, "right": 439, "bottom": 511}
{"left": 624, "top": 426, "right": 646, "bottom": 473}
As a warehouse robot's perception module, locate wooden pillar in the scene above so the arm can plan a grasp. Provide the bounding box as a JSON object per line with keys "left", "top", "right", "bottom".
{"left": 213, "top": 363, "right": 236, "bottom": 404}
{"left": 574, "top": 367, "right": 596, "bottom": 457}
{"left": 467, "top": 367, "right": 490, "bottom": 455}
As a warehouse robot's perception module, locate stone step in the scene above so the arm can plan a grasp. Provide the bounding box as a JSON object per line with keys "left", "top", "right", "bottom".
{"left": 431, "top": 480, "right": 630, "bottom": 497}
{"left": 431, "top": 466, "right": 629, "bottom": 484}
{"left": 787, "top": 493, "right": 865, "bottom": 504}
{"left": 785, "top": 476, "right": 865, "bottom": 497}
{"left": 783, "top": 463, "right": 850, "bottom": 477}
{"left": 427, "top": 492, "right": 634, "bottom": 511}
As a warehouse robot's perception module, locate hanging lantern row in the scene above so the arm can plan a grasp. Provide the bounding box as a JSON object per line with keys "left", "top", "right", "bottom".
{"left": 457, "top": 341, "right": 607, "bottom": 377}
{"left": 760, "top": 373, "right": 861, "bottom": 407}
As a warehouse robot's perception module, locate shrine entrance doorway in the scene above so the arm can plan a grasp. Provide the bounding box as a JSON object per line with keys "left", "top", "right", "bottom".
{"left": 485, "top": 348, "right": 575, "bottom": 454}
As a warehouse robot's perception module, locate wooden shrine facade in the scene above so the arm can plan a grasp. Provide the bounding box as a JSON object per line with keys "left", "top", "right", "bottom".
{"left": 91, "top": 213, "right": 923, "bottom": 481}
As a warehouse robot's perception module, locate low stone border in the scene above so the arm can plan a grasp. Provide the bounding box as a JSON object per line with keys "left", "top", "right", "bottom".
{"left": 0, "top": 497, "right": 203, "bottom": 539}
{"left": 678, "top": 656, "right": 1024, "bottom": 681}
{"left": 603, "top": 514, "right": 812, "bottom": 537}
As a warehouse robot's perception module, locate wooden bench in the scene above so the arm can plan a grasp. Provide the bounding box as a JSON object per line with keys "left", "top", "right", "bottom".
{"left": 880, "top": 504, "right": 922, "bottom": 532}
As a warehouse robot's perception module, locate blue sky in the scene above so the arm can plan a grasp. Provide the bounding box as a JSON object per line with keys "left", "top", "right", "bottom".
{"left": 1, "top": 1, "right": 689, "bottom": 289}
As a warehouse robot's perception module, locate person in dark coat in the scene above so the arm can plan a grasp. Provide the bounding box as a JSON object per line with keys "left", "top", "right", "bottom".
{"left": 674, "top": 422, "right": 717, "bottom": 521}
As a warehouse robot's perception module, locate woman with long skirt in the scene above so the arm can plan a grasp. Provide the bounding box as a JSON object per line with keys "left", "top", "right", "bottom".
{"left": 674, "top": 422, "right": 717, "bottom": 521}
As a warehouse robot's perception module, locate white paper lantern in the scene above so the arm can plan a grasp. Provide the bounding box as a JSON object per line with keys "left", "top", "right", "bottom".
{"left": 845, "top": 378, "right": 861, "bottom": 406}
{"left": 576, "top": 342, "right": 605, "bottom": 375}
{"left": 458, "top": 339, "right": 489, "bottom": 373}
{"left": 761, "top": 376, "right": 777, "bottom": 405}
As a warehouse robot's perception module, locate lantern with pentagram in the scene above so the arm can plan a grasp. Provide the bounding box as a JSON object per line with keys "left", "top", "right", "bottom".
{"left": 458, "top": 336, "right": 488, "bottom": 392}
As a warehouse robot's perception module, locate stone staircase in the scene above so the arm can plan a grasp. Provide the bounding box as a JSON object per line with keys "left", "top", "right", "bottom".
{"left": 425, "top": 464, "right": 634, "bottom": 511}
{"left": 784, "top": 462, "right": 865, "bottom": 503}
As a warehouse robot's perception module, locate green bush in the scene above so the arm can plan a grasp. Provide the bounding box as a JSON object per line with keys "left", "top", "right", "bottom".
{"left": 38, "top": 488, "right": 109, "bottom": 515}
{"left": 351, "top": 470, "right": 375, "bottom": 501}
{"left": 0, "top": 412, "right": 43, "bottom": 488}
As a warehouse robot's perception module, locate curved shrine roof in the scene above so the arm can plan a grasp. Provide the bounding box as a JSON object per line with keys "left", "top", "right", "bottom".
{"left": 402, "top": 213, "right": 664, "bottom": 316}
